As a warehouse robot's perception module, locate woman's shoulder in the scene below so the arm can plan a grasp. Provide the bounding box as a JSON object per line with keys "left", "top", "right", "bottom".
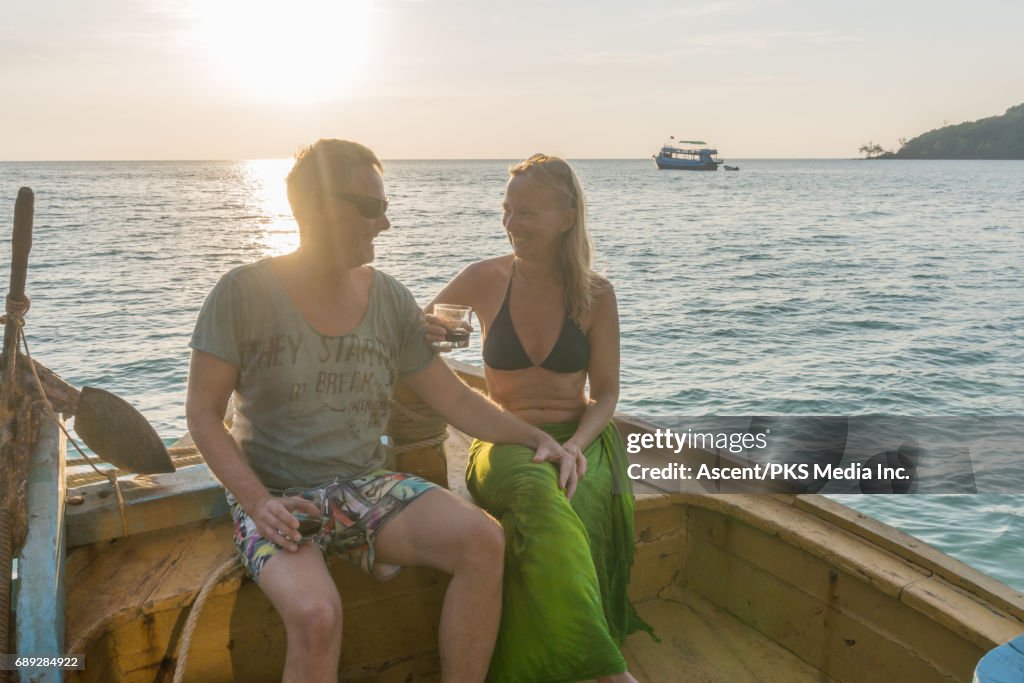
{"left": 591, "top": 273, "right": 615, "bottom": 293}
{"left": 582, "top": 275, "right": 617, "bottom": 328}
{"left": 590, "top": 274, "right": 616, "bottom": 304}
{"left": 456, "top": 254, "right": 514, "bottom": 285}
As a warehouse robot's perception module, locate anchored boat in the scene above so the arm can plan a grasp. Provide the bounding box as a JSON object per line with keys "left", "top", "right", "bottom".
{"left": 4, "top": 191, "right": 1024, "bottom": 682}
{"left": 653, "top": 138, "right": 723, "bottom": 171}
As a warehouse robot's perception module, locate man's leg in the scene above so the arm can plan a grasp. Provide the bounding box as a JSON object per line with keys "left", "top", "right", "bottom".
{"left": 257, "top": 544, "right": 343, "bottom": 683}
{"left": 374, "top": 488, "right": 504, "bottom": 683}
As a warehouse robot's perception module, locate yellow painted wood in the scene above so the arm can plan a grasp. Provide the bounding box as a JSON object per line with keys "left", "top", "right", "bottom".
{"left": 681, "top": 537, "right": 966, "bottom": 682}
{"left": 66, "top": 466, "right": 229, "bottom": 548}
{"left": 65, "top": 514, "right": 450, "bottom": 683}
{"left": 901, "top": 576, "right": 1024, "bottom": 652}
{"left": 795, "top": 494, "right": 1024, "bottom": 618}
{"left": 624, "top": 590, "right": 832, "bottom": 682}
{"left": 629, "top": 528, "right": 684, "bottom": 603}
{"left": 687, "top": 504, "right": 929, "bottom": 601}
{"left": 629, "top": 502, "right": 686, "bottom": 602}
{"left": 683, "top": 507, "right": 987, "bottom": 680}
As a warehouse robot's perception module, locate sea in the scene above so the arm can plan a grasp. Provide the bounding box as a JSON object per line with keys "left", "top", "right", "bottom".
{"left": 1, "top": 158, "right": 1022, "bottom": 590}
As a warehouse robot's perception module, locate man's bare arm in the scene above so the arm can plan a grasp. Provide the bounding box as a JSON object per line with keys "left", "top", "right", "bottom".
{"left": 402, "top": 357, "right": 581, "bottom": 497}
{"left": 186, "top": 349, "right": 317, "bottom": 550}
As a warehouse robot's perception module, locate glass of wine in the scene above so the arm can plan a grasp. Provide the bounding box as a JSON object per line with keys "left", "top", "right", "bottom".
{"left": 281, "top": 486, "right": 327, "bottom": 543}
{"left": 432, "top": 304, "right": 474, "bottom": 351}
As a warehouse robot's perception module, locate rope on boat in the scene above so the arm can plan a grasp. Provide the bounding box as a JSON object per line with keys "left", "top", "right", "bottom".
{"left": 15, "top": 322, "right": 130, "bottom": 536}
{"left": 171, "top": 556, "right": 244, "bottom": 683}
{"left": 65, "top": 447, "right": 204, "bottom": 488}
{"left": 1, "top": 294, "right": 29, "bottom": 387}
{"left": 387, "top": 397, "right": 448, "bottom": 447}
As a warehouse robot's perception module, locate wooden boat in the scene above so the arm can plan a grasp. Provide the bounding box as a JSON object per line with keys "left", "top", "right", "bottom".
{"left": 724, "top": 165, "right": 740, "bottom": 171}
{"left": 4, "top": 193, "right": 1022, "bottom": 682}
{"left": 3, "top": 357, "right": 1018, "bottom": 683}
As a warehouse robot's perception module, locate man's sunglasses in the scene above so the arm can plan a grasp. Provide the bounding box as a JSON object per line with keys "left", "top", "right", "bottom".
{"left": 332, "top": 192, "right": 389, "bottom": 219}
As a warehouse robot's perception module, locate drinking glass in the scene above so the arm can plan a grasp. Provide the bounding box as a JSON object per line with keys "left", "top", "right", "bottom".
{"left": 281, "top": 487, "right": 327, "bottom": 542}
{"left": 433, "top": 304, "right": 473, "bottom": 351}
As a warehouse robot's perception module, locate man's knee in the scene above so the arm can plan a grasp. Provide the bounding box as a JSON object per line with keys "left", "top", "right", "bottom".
{"left": 455, "top": 512, "right": 505, "bottom": 573}
{"left": 282, "top": 593, "right": 343, "bottom": 643}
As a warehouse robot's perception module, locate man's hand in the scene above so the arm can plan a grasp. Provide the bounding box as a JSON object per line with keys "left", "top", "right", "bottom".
{"left": 403, "top": 359, "right": 584, "bottom": 496}
{"left": 531, "top": 435, "right": 585, "bottom": 500}
{"left": 248, "top": 495, "right": 323, "bottom": 552}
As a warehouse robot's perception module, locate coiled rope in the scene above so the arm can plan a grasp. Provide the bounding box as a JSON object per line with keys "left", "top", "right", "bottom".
{"left": 170, "top": 557, "right": 243, "bottom": 683}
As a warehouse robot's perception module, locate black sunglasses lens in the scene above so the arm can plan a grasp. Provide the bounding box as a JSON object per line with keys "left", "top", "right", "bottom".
{"left": 357, "top": 197, "right": 387, "bottom": 219}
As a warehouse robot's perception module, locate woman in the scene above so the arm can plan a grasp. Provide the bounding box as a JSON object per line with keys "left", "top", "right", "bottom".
{"left": 427, "top": 154, "right": 652, "bottom": 683}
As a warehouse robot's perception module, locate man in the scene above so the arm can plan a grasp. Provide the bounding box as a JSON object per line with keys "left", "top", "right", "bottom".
{"left": 186, "top": 139, "right": 581, "bottom": 682}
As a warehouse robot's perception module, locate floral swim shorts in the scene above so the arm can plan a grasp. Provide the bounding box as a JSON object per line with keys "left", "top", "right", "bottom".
{"left": 228, "top": 470, "right": 437, "bottom": 583}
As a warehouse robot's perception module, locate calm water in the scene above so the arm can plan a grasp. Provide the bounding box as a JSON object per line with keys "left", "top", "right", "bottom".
{"left": 1, "top": 159, "right": 1022, "bottom": 588}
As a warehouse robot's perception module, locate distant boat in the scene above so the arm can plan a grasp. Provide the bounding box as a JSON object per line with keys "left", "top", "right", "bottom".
{"left": 723, "top": 165, "right": 740, "bottom": 171}
{"left": 653, "top": 138, "right": 722, "bottom": 171}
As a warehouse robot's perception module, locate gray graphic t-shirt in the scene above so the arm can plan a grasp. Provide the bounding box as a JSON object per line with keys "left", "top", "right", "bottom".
{"left": 190, "top": 260, "right": 435, "bottom": 489}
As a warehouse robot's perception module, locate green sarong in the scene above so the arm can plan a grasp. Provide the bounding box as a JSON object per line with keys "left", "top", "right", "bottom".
{"left": 467, "top": 422, "right": 654, "bottom": 683}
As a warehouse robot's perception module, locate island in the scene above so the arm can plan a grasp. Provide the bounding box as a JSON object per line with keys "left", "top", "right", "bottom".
{"left": 860, "top": 103, "right": 1024, "bottom": 159}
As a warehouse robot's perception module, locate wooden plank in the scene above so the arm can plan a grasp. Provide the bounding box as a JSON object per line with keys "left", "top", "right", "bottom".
{"left": 65, "top": 465, "right": 229, "bottom": 548}
{"left": 679, "top": 541, "right": 962, "bottom": 682}
{"left": 15, "top": 418, "right": 66, "bottom": 683}
{"left": 685, "top": 507, "right": 985, "bottom": 679}
{"left": 681, "top": 494, "right": 933, "bottom": 601}
{"left": 901, "top": 576, "right": 1024, "bottom": 651}
{"left": 629, "top": 501, "right": 686, "bottom": 602}
{"left": 629, "top": 530, "right": 683, "bottom": 603}
{"left": 687, "top": 504, "right": 927, "bottom": 600}
{"left": 795, "top": 494, "right": 1024, "bottom": 620}
{"left": 66, "top": 514, "right": 453, "bottom": 682}
{"left": 623, "top": 592, "right": 832, "bottom": 682}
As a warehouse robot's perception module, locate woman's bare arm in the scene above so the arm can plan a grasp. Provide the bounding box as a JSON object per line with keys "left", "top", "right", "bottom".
{"left": 565, "top": 282, "right": 620, "bottom": 456}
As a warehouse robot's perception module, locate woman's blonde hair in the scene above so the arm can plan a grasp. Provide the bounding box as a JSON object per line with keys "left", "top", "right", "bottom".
{"left": 509, "top": 153, "right": 601, "bottom": 319}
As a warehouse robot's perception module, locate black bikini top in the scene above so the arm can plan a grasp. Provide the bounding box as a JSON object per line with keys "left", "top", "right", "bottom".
{"left": 483, "top": 279, "right": 590, "bottom": 373}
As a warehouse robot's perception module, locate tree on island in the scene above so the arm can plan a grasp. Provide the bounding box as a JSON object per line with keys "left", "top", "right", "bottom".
{"left": 858, "top": 141, "right": 894, "bottom": 159}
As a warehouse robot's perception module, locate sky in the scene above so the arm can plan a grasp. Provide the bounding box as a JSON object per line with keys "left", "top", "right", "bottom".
{"left": 1, "top": 0, "right": 1022, "bottom": 160}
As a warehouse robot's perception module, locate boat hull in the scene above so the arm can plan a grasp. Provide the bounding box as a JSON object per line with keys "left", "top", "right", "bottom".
{"left": 655, "top": 156, "right": 720, "bottom": 170}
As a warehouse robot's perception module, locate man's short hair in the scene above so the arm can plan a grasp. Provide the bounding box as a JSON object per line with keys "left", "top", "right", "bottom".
{"left": 286, "top": 139, "right": 383, "bottom": 221}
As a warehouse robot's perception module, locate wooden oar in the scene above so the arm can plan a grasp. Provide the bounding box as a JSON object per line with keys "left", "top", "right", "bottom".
{"left": 3, "top": 187, "right": 174, "bottom": 475}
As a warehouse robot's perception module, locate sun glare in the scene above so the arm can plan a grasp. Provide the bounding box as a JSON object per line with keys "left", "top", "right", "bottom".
{"left": 192, "top": 0, "right": 374, "bottom": 102}
{"left": 242, "top": 159, "right": 301, "bottom": 257}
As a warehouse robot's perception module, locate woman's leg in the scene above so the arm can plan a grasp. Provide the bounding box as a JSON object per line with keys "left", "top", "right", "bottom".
{"left": 468, "top": 439, "right": 626, "bottom": 682}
